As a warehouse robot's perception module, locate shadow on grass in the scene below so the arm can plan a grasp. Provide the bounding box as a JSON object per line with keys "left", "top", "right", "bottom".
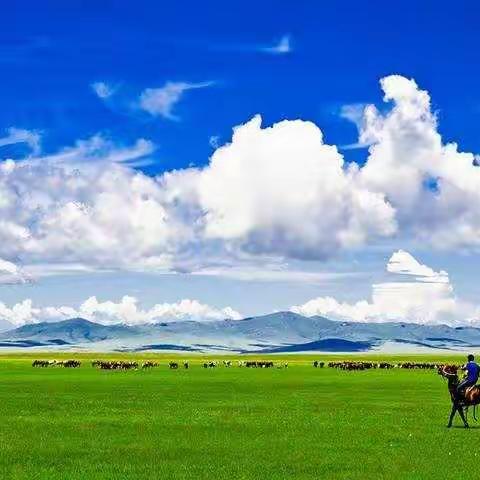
{"left": 447, "top": 425, "right": 480, "bottom": 429}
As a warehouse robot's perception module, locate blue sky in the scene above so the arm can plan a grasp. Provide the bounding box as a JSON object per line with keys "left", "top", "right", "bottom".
{"left": 1, "top": 1, "right": 480, "bottom": 326}
{"left": 3, "top": 1, "right": 480, "bottom": 170}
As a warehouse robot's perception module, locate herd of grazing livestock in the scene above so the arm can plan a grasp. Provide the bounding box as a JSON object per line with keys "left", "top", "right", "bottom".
{"left": 30, "top": 358, "right": 286, "bottom": 370}
{"left": 325, "top": 361, "right": 440, "bottom": 371}
{"left": 30, "top": 358, "right": 446, "bottom": 372}
{"left": 92, "top": 360, "right": 139, "bottom": 370}
{"left": 327, "top": 361, "right": 393, "bottom": 370}
{"left": 237, "top": 360, "right": 278, "bottom": 368}
{"left": 32, "top": 359, "right": 81, "bottom": 368}
{"left": 91, "top": 360, "right": 162, "bottom": 370}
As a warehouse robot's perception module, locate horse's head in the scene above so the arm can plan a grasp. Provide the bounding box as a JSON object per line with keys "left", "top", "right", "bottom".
{"left": 438, "top": 364, "right": 459, "bottom": 387}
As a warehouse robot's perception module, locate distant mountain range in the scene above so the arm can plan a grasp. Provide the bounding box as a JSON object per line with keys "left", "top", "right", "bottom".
{"left": 1, "top": 312, "right": 480, "bottom": 353}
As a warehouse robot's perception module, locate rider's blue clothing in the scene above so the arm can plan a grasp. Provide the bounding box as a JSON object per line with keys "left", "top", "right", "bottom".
{"left": 465, "top": 361, "right": 480, "bottom": 383}
{"left": 456, "top": 361, "right": 480, "bottom": 399}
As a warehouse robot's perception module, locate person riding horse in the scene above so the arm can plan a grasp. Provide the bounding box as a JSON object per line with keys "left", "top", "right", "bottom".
{"left": 439, "top": 359, "right": 480, "bottom": 428}
{"left": 457, "top": 354, "right": 480, "bottom": 401}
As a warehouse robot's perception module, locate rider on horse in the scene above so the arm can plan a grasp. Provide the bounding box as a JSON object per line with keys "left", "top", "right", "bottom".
{"left": 457, "top": 354, "right": 480, "bottom": 401}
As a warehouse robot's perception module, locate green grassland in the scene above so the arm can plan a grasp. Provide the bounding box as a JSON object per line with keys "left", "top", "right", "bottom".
{"left": 0, "top": 353, "right": 477, "bottom": 480}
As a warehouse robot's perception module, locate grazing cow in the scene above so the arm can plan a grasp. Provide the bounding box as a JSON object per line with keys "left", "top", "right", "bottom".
{"left": 141, "top": 361, "right": 159, "bottom": 369}
{"left": 245, "top": 361, "right": 274, "bottom": 368}
{"left": 33, "top": 359, "right": 81, "bottom": 368}
{"left": 169, "top": 362, "right": 179, "bottom": 369}
{"left": 378, "top": 362, "right": 394, "bottom": 369}
{"left": 202, "top": 361, "right": 218, "bottom": 368}
{"left": 398, "top": 362, "right": 437, "bottom": 370}
{"left": 92, "top": 360, "right": 138, "bottom": 370}
{"left": 328, "top": 361, "right": 380, "bottom": 371}
{"left": 183, "top": 361, "right": 189, "bottom": 369}
{"left": 60, "top": 360, "right": 81, "bottom": 368}
{"left": 32, "top": 360, "right": 50, "bottom": 367}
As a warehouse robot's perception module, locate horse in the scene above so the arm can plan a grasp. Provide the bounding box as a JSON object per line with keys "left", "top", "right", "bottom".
{"left": 438, "top": 365, "right": 480, "bottom": 428}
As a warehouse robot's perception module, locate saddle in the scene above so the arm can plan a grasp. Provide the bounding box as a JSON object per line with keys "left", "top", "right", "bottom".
{"left": 462, "top": 385, "right": 480, "bottom": 404}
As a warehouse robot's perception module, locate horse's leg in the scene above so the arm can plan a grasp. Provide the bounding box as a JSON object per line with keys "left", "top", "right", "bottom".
{"left": 459, "top": 405, "right": 470, "bottom": 428}
{"left": 447, "top": 403, "right": 457, "bottom": 428}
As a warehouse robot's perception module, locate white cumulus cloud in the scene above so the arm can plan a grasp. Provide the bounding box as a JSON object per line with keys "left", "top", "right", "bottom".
{"left": 291, "top": 250, "right": 478, "bottom": 325}
{"left": 357, "top": 75, "right": 480, "bottom": 251}
{"left": 386, "top": 249, "right": 448, "bottom": 283}
{"left": 0, "top": 148, "right": 186, "bottom": 270}
{"left": 166, "top": 114, "right": 396, "bottom": 260}
{"left": 2, "top": 74, "right": 480, "bottom": 277}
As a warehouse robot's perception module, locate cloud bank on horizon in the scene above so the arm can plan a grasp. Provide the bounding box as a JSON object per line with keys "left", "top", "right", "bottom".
{"left": 0, "top": 249, "right": 477, "bottom": 327}
{"left": 0, "top": 296, "right": 241, "bottom": 327}
{"left": 292, "top": 249, "right": 477, "bottom": 326}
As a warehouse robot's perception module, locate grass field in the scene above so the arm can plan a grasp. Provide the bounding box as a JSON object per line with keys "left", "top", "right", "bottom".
{"left": 0, "top": 353, "right": 477, "bottom": 480}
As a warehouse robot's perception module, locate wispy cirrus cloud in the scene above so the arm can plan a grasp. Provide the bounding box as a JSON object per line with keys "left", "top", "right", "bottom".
{"left": 260, "top": 35, "right": 292, "bottom": 54}
{"left": 139, "top": 81, "right": 214, "bottom": 120}
{"left": 35, "top": 135, "right": 155, "bottom": 167}
{"left": 91, "top": 81, "right": 116, "bottom": 99}
{"left": 209, "top": 135, "right": 221, "bottom": 149}
{"left": 210, "top": 35, "right": 292, "bottom": 55}
{"left": 192, "top": 265, "right": 361, "bottom": 284}
{"left": 338, "top": 103, "right": 372, "bottom": 150}
{"left": 0, "top": 127, "right": 41, "bottom": 155}
{"left": 0, "top": 257, "right": 31, "bottom": 285}
{"left": 90, "top": 79, "right": 213, "bottom": 121}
